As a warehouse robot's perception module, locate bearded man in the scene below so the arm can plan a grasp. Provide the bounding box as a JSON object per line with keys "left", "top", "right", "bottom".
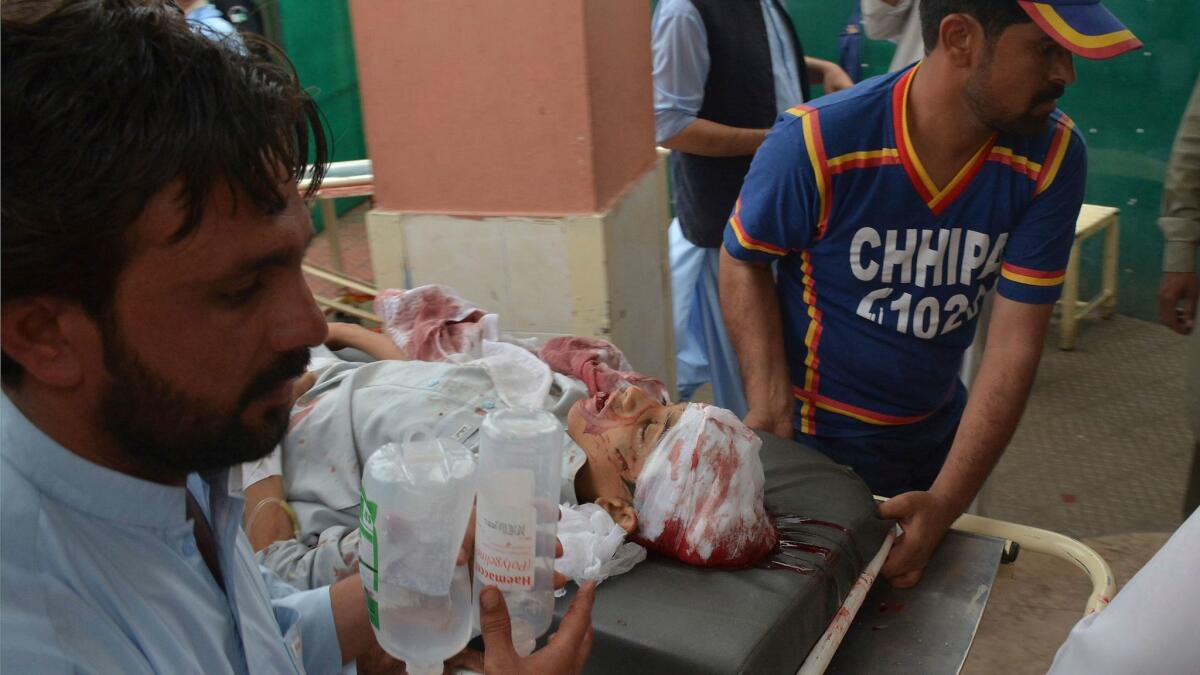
{"left": 0, "top": 2, "right": 594, "bottom": 673}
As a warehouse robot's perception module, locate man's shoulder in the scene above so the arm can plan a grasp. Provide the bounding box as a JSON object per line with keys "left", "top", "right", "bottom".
{"left": 772, "top": 71, "right": 901, "bottom": 147}
{"left": 1002, "top": 109, "right": 1087, "bottom": 163}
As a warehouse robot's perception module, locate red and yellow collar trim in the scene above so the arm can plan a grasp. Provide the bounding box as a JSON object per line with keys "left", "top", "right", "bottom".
{"left": 892, "top": 64, "right": 997, "bottom": 217}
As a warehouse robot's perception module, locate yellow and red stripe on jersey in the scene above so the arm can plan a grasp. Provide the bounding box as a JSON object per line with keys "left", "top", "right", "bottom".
{"left": 797, "top": 251, "right": 824, "bottom": 435}
{"left": 827, "top": 148, "right": 901, "bottom": 175}
{"left": 1000, "top": 262, "right": 1066, "bottom": 287}
{"left": 792, "top": 105, "right": 833, "bottom": 240}
{"left": 728, "top": 197, "right": 789, "bottom": 256}
{"left": 792, "top": 387, "right": 938, "bottom": 427}
{"left": 893, "top": 63, "right": 997, "bottom": 216}
{"left": 1036, "top": 114, "right": 1075, "bottom": 196}
{"left": 987, "top": 147, "right": 1043, "bottom": 181}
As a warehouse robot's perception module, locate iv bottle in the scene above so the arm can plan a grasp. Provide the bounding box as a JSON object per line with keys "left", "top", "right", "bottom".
{"left": 473, "top": 408, "right": 563, "bottom": 656}
{"left": 359, "top": 430, "right": 477, "bottom": 675}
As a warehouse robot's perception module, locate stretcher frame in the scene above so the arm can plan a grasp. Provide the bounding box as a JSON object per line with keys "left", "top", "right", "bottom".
{"left": 796, "top": 510, "right": 1115, "bottom": 675}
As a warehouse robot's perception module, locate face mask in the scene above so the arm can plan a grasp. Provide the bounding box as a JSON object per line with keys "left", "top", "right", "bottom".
{"left": 633, "top": 404, "right": 776, "bottom": 568}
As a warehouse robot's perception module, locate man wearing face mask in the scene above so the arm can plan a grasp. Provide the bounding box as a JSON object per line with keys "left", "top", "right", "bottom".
{"left": 720, "top": 0, "right": 1142, "bottom": 587}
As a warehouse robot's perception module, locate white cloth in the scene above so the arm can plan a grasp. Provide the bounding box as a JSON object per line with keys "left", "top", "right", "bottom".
{"left": 1047, "top": 509, "right": 1200, "bottom": 674}
{"left": 553, "top": 503, "right": 647, "bottom": 594}
{"left": 861, "top": 0, "right": 925, "bottom": 73}
{"left": 255, "top": 354, "right": 588, "bottom": 589}
{"left": 634, "top": 403, "right": 775, "bottom": 567}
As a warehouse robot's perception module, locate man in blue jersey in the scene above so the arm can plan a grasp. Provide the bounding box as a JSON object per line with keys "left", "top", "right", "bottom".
{"left": 720, "top": 0, "right": 1141, "bottom": 587}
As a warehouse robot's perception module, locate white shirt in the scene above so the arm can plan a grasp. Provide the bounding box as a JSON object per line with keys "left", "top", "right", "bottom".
{"left": 0, "top": 395, "right": 342, "bottom": 674}
{"left": 861, "top": 0, "right": 925, "bottom": 73}
{"left": 1048, "top": 509, "right": 1200, "bottom": 674}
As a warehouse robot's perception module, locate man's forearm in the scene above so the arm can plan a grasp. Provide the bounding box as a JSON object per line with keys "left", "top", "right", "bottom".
{"left": 930, "top": 302, "right": 1053, "bottom": 513}
{"left": 719, "top": 249, "right": 793, "bottom": 426}
{"left": 661, "top": 118, "right": 768, "bottom": 157}
{"left": 330, "top": 575, "right": 374, "bottom": 663}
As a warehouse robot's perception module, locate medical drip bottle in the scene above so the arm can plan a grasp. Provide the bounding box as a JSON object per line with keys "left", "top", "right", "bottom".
{"left": 473, "top": 408, "right": 563, "bottom": 656}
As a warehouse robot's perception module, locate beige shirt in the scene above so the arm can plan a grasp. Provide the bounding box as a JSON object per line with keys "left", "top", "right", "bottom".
{"left": 1161, "top": 78, "right": 1200, "bottom": 274}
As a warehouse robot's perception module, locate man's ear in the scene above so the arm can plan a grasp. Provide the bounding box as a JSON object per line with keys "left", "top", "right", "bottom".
{"left": 0, "top": 297, "right": 94, "bottom": 388}
{"left": 595, "top": 496, "right": 639, "bottom": 535}
{"left": 938, "top": 13, "right": 984, "bottom": 68}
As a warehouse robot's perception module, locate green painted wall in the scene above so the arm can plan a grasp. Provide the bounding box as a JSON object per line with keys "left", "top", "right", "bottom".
{"left": 284, "top": 0, "right": 1197, "bottom": 317}
{"left": 276, "top": 0, "right": 367, "bottom": 230}
{"left": 784, "top": 0, "right": 1200, "bottom": 321}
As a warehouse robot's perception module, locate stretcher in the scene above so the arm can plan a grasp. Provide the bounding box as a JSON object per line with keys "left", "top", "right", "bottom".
{"left": 548, "top": 433, "right": 1114, "bottom": 675}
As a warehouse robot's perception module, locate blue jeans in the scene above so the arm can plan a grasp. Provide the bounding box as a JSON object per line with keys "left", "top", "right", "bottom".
{"left": 795, "top": 383, "right": 967, "bottom": 497}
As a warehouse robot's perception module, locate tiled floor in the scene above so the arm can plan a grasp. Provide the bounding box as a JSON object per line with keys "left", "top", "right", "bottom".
{"left": 307, "top": 204, "right": 1195, "bottom": 673}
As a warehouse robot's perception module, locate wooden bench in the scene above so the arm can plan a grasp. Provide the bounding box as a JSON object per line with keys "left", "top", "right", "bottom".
{"left": 1059, "top": 204, "right": 1120, "bottom": 350}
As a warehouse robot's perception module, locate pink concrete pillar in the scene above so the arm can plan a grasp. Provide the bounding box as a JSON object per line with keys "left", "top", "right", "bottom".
{"left": 350, "top": 0, "right": 675, "bottom": 387}
{"left": 350, "top": 0, "right": 656, "bottom": 216}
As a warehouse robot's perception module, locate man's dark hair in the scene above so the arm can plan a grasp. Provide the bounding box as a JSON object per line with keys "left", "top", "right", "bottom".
{"left": 1, "top": 0, "right": 328, "bottom": 385}
{"left": 920, "top": 0, "right": 1032, "bottom": 53}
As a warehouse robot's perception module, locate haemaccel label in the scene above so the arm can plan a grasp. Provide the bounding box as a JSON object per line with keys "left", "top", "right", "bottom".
{"left": 475, "top": 469, "right": 536, "bottom": 591}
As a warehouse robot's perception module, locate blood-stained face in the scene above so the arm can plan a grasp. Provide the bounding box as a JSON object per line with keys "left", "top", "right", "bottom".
{"left": 567, "top": 391, "right": 777, "bottom": 568}
{"left": 567, "top": 386, "right": 687, "bottom": 524}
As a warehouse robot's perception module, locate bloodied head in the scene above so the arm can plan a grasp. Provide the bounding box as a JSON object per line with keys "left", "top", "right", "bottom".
{"left": 567, "top": 390, "right": 777, "bottom": 568}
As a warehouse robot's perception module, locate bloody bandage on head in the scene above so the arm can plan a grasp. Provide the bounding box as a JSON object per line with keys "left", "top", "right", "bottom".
{"left": 633, "top": 404, "right": 777, "bottom": 568}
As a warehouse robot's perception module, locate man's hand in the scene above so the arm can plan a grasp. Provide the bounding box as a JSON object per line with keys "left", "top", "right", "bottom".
{"left": 743, "top": 407, "right": 794, "bottom": 440}
{"left": 877, "top": 491, "right": 960, "bottom": 588}
{"left": 1157, "top": 271, "right": 1198, "bottom": 334}
{"left": 453, "top": 582, "right": 596, "bottom": 675}
{"left": 820, "top": 64, "right": 854, "bottom": 93}
{"left": 805, "top": 57, "right": 854, "bottom": 94}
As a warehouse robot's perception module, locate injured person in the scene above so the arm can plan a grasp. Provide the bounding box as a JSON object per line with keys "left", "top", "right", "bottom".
{"left": 243, "top": 320, "right": 778, "bottom": 590}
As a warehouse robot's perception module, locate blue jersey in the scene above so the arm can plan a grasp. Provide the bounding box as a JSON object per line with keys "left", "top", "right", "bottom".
{"left": 723, "top": 64, "right": 1086, "bottom": 437}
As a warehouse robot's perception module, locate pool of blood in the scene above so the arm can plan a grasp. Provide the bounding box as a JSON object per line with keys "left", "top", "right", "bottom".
{"left": 759, "top": 513, "right": 863, "bottom": 582}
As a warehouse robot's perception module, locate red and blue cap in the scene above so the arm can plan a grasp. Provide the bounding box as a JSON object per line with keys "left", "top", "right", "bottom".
{"left": 1018, "top": 1, "right": 1142, "bottom": 59}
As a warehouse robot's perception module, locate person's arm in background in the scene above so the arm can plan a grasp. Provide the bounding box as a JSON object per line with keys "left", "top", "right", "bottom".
{"left": 325, "top": 322, "right": 407, "bottom": 360}
{"left": 860, "top": 0, "right": 914, "bottom": 41}
{"left": 804, "top": 56, "right": 854, "bottom": 94}
{"left": 1158, "top": 78, "right": 1200, "bottom": 335}
{"left": 652, "top": 0, "right": 768, "bottom": 157}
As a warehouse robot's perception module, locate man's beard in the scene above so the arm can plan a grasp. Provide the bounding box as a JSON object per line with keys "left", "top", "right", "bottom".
{"left": 965, "top": 54, "right": 1064, "bottom": 137}
{"left": 97, "top": 319, "right": 310, "bottom": 477}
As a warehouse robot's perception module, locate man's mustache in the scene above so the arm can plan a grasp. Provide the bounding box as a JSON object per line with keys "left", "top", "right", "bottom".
{"left": 241, "top": 348, "right": 312, "bottom": 405}
{"left": 1034, "top": 84, "right": 1066, "bottom": 106}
